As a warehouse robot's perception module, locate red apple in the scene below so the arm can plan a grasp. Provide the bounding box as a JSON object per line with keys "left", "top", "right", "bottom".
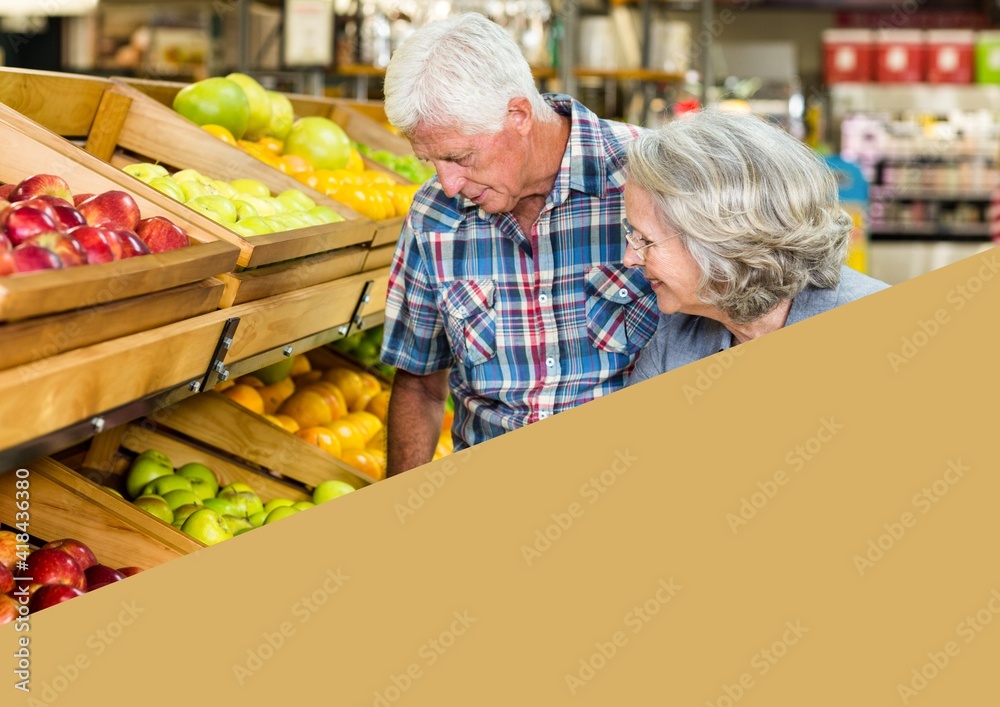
{"left": 117, "top": 566, "right": 144, "bottom": 577}
{"left": 73, "top": 193, "right": 94, "bottom": 208}
{"left": 77, "top": 191, "right": 141, "bottom": 231}
{"left": 24, "top": 232, "right": 85, "bottom": 267}
{"left": 84, "top": 564, "right": 124, "bottom": 588}
{"left": 85, "top": 581, "right": 117, "bottom": 593}
{"left": 0, "top": 594, "right": 20, "bottom": 625}
{"left": 135, "top": 216, "right": 190, "bottom": 253}
{"left": 0, "top": 562, "right": 14, "bottom": 594}
{"left": 9, "top": 174, "right": 74, "bottom": 204}
{"left": 0, "top": 252, "right": 13, "bottom": 276}
{"left": 0, "top": 184, "right": 15, "bottom": 200}
{"left": 17, "top": 197, "right": 73, "bottom": 224}
{"left": 109, "top": 228, "right": 151, "bottom": 258}
{"left": 51, "top": 204, "right": 88, "bottom": 232}
{"left": 66, "top": 225, "right": 116, "bottom": 264}
{"left": 0, "top": 231, "right": 10, "bottom": 254}
{"left": 0, "top": 530, "right": 19, "bottom": 570}
{"left": 2, "top": 204, "right": 59, "bottom": 245}
{"left": 11, "top": 243, "right": 63, "bottom": 272}
{"left": 28, "top": 584, "right": 84, "bottom": 613}
{"left": 24, "top": 548, "right": 85, "bottom": 590}
{"left": 42, "top": 538, "right": 98, "bottom": 572}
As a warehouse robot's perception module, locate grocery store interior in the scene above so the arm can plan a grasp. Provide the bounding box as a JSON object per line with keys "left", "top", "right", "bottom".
{"left": 1, "top": 0, "right": 998, "bottom": 607}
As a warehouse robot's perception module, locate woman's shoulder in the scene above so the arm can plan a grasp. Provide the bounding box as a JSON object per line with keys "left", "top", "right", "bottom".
{"left": 791, "top": 266, "right": 889, "bottom": 322}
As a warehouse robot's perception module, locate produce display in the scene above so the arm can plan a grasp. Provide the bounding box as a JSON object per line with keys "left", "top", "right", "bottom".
{"left": 122, "top": 162, "right": 343, "bottom": 238}
{"left": 122, "top": 451, "right": 355, "bottom": 546}
{"left": 0, "top": 173, "right": 191, "bottom": 276}
{"left": 170, "top": 73, "right": 423, "bottom": 221}
{"left": 0, "top": 529, "right": 143, "bottom": 621}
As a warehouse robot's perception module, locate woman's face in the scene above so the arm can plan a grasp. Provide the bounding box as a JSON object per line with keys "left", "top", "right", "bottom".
{"left": 623, "top": 182, "right": 707, "bottom": 317}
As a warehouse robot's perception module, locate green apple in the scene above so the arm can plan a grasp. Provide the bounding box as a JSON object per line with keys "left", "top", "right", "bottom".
{"left": 231, "top": 222, "right": 261, "bottom": 237}
{"left": 283, "top": 116, "right": 350, "bottom": 170}
{"left": 163, "top": 489, "right": 202, "bottom": 511}
{"left": 181, "top": 508, "right": 233, "bottom": 545}
{"left": 148, "top": 176, "right": 186, "bottom": 202}
{"left": 123, "top": 163, "right": 169, "bottom": 183}
{"left": 173, "top": 77, "right": 250, "bottom": 140}
{"left": 102, "top": 486, "right": 125, "bottom": 500}
{"left": 264, "top": 506, "right": 299, "bottom": 524}
{"left": 235, "top": 216, "right": 274, "bottom": 235}
{"left": 134, "top": 495, "right": 174, "bottom": 524}
{"left": 312, "top": 479, "right": 355, "bottom": 504}
{"left": 265, "top": 90, "right": 294, "bottom": 141}
{"left": 263, "top": 196, "right": 288, "bottom": 214}
{"left": 234, "top": 527, "right": 255, "bottom": 536}
{"left": 210, "top": 179, "right": 238, "bottom": 199}
{"left": 142, "top": 474, "right": 193, "bottom": 497}
{"left": 223, "top": 515, "right": 254, "bottom": 533}
{"left": 309, "top": 205, "right": 343, "bottom": 224}
{"left": 237, "top": 195, "right": 275, "bottom": 216}
{"left": 230, "top": 178, "right": 271, "bottom": 198}
{"left": 277, "top": 189, "right": 315, "bottom": 212}
{"left": 248, "top": 510, "right": 269, "bottom": 528}
{"left": 135, "top": 449, "right": 172, "bottom": 466}
{"left": 262, "top": 498, "right": 296, "bottom": 514}
{"left": 176, "top": 463, "right": 219, "bottom": 496}
{"left": 172, "top": 168, "right": 210, "bottom": 184}
{"left": 233, "top": 199, "right": 258, "bottom": 221}
{"left": 171, "top": 503, "right": 202, "bottom": 528}
{"left": 187, "top": 478, "right": 217, "bottom": 502}
{"left": 187, "top": 195, "right": 239, "bottom": 224}
{"left": 126, "top": 455, "right": 174, "bottom": 499}
{"left": 179, "top": 180, "right": 211, "bottom": 201}
{"left": 227, "top": 491, "right": 263, "bottom": 517}
{"left": 219, "top": 482, "right": 255, "bottom": 496}
{"left": 292, "top": 501, "right": 315, "bottom": 511}
{"left": 294, "top": 210, "right": 324, "bottom": 227}
{"left": 201, "top": 496, "right": 240, "bottom": 516}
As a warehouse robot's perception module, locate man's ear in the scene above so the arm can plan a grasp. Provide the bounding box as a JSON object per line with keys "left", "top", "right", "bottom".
{"left": 506, "top": 97, "right": 533, "bottom": 136}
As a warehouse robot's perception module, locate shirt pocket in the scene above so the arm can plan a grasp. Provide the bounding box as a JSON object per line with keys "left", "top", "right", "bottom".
{"left": 584, "top": 264, "right": 658, "bottom": 355}
{"left": 440, "top": 279, "right": 498, "bottom": 366}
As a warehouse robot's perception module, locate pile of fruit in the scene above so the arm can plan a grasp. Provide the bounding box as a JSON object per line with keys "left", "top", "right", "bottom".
{"left": 330, "top": 324, "right": 395, "bottom": 379}
{"left": 170, "top": 73, "right": 422, "bottom": 221}
{"left": 122, "top": 163, "right": 342, "bottom": 238}
{"left": 355, "top": 142, "right": 435, "bottom": 184}
{"left": 120, "top": 451, "right": 354, "bottom": 546}
{"left": 0, "top": 173, "right": 191, "bottom": 277}
{"left": 0, "top": 530, "right": 143, "bottom": 620}
{"left": 217, "top": 343, "right": 452, "bottom": 479}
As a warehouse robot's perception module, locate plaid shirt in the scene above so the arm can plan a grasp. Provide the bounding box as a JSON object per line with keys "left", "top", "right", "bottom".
{"left": 381, "top": 94, "right": 659, "bottom": 450}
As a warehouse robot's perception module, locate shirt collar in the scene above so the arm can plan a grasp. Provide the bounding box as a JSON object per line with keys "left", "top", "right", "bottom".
{"left": 544, "top": 93, "right": 612, "bottom": 201}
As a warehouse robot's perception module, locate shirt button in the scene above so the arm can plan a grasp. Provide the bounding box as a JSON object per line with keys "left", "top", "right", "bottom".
{"left": 539, "top": 411, "right": 549, "bottom": 419}
{"left": 618, "top": 287, "right": 629, "bottom": 298}
{"left": 539, "top": 293, "right": 548, "bottom": 304}
{"left": 546, "top": 357, "right": 555, "bottom": 367}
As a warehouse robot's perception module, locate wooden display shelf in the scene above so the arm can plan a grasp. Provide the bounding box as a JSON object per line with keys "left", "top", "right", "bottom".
{"left": 0, "top": 457, "right": 202, "bottom": 570}
{"left": 83, "top": 422, "right": 312, "bottom": 504}
{"left": 0, "top": 101, "right": 240, "bottom": 324}
{"left": 0, "top": 68, "right": 376, "bottom": 306}
{"left": 362, "top": 242, "right": 395, "bottom": 272}
{"left": 0, "top": 266, "right": 390, "bottom": 459}
{"left": 574, "top": 67, "right": 684, "bottom": 82}
{"left": 153, "top": 392, "right": 376, "bottom": 490}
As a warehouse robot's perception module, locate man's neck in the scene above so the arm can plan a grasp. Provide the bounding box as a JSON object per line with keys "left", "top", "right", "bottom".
{"left": 510, "top": 114, "right": 572, "bottom": 233}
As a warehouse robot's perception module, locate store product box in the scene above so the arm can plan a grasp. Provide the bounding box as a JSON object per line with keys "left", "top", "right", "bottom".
{"left": 975, "top": 31, "right": 1000, "bottom": 83}
{"left": 926, "top": 30, "right": 974, "bottom": 84}
{"left": 875, "top": 30, "right": 925, "bottom": 83}
{"left": 824, "top": 29, "right": 875, "bottom": 84}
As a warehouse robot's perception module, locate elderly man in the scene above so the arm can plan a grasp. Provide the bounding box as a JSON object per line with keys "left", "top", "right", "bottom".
{"left": 380, "top": 12, "right": 658, "bottom": 475}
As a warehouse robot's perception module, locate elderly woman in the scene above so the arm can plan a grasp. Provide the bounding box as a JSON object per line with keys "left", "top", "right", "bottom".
{"left": 625, "top": 110, "right": 888, "bottom": 385}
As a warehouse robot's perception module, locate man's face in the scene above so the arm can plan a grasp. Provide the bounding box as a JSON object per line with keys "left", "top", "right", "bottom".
{"left": 409, "top": 117, "right": 530, "bottom": 214}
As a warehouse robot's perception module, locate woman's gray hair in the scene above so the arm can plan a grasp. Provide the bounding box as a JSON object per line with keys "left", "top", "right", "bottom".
{"left": 383, "top": 12, "right": 557, "bottom": 136}
{"left": 626, "top": 110, "right": 853, "bottom": 325}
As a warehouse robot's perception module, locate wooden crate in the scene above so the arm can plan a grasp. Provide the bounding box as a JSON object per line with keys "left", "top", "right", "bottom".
{"left": 0, "top": 458, "right": 202, "bottom": 570}
{"left": 0, "top": 101, "right": 239, "bottom": 325}
{"left": 0, "top": 67, "right": 376, "bottom": 306}
{"left": 153, "top": 392, "right": 377, "bottom": 489}
{"left": 82, "top": 421, "right": 312, "bottom": 505}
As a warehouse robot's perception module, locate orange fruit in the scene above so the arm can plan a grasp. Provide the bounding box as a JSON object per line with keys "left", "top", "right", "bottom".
{"left": 366, "top": 427, "right": 386, "bottom": 453}
{"left": 294, "top": 370, "right": 323, "bottom": 386}
{"left": 290, "top": 354, "right": 311, "bottom": 377}
{"left": 362, "top": 170, "right": 397, "bottom": 186}
{"left": 322, "top": 368, "right": 365, "bottom": 409}
{"left": 340, "top": 449, "right": 384, "bottom": 480}
{"left": 274, "top": 415, "right": 301, "bottom": 434}
{"left": 301, "top": 382, "right": 347, "bottom": 420}
{"left": 259, "top": 377, "right": 296, "bottom": 415}
{"left": 293, "top": 171, "right": 320, "bottom": 189}
{"left": 345, "top": 148, "right": 365, "bottom": 172}
{"left": 277, "top": 154, "right": 312, "bottom": 175}
{"left": 344, "top": 411, "right": 383, "bottom": 442}
{"left": 202, "top": 124, "right": 237, "bottom": 146}
{"left": 324, "top": 418, "right": 366, "bottom": 452}
{"left": 296, "top": 427, "right": 343, "bottom": 458}
{"left": 236, "top": 375, "right": 264, "bottom": 388}
{"left": 222, "top": 384, "right": 266, "bottom": 415}
{"left": 257, "top": 136, "right": 284, "bottom": 154}
{"left": 278, "top": 390, "right": 333, "bottom": 428}
{"left": 358, "top": 372, "right": 383, "bottom": 396}
{"left": 263, "top": 414, "right": 284, "bottom": 428}
{"left": 365, "top": 390, "right": 391, "bottom": 423}
{"left": 214, "top": 379, "right": 235, "bottom": 392}
{"left": 366, "top": 446, "right": 387, "bottom": 473}
{"left": 441, "top": 409, "right": 454, "bottom": 434}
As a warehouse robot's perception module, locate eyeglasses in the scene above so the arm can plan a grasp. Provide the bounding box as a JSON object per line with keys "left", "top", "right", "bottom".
{"left": 622, "top": 218, "right": 674, "bottom": 262}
